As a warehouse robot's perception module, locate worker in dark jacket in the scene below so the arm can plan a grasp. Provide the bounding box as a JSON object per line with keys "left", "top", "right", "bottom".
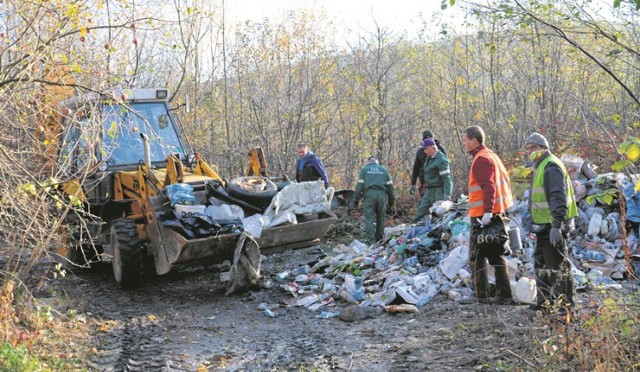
{"left": 295, "top": 143, "right": 329, "bottom": 188}
{"left": 411, "top": 138, "right": 452, "bottom": 223}
{"left": 525, "top": 133, "right": 578, "bottom": 314}
{"left": 410, "top": 130, "right": 447, "bottom": 195}
{"left": 351, "top": 156, "right": 395, "bottom": 242}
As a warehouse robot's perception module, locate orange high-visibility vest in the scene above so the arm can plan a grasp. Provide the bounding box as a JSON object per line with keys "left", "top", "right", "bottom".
{"left": 467, "top": 148, "right": 513, "bottom": 218}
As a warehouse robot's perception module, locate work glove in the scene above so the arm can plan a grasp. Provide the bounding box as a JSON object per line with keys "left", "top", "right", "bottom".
{"left": 410, "top": 185, "right": 417, "bottom": 195}
{"left": 388, "top": 198, "right": 395, "bottom": 209}
{"left": 348, "top": 198, "right": 357, "bottom": 210}
{"left": 443, "top": 195, "right": 451, "bottom": 201}
{"left": 550, "top": 226, "right": 563, "bottom": 247}
{"left": 481, "top": 212, "right": 492, "bottom": 227}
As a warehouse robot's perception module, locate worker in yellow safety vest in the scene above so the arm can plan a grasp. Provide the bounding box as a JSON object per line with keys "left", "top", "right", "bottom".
{"left": 525, "top": 132, "right": 578, "bottom": 316}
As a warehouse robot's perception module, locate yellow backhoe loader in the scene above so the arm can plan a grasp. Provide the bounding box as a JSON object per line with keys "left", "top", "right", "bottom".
{"left": 50, "top": 88, "right": 335, "bottom": 288}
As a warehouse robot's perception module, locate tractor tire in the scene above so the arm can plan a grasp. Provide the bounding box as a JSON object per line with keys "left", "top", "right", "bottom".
{"left": 57, "top": 215, "right": 103, "bottom": 270}
{"left": 227, "top": 176, "right": 278, "bottom": 209}
{"left": 275, "top": 180, "right": 291, "bottom": 191}
{"left": 110, "top": 218, "right": 144, "bottom": 289}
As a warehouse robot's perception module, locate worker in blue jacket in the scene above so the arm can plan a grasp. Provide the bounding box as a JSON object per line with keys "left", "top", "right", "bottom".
{"left": 296, "top": 143, "right": 329, "bottom": 188}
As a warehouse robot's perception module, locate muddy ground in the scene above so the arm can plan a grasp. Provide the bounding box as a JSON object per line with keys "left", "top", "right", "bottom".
{"left": 51, "top": 213, "right": 558, "bottom": 371}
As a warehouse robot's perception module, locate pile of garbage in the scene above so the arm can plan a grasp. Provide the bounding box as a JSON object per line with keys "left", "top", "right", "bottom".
{"left": 159, "top": 181, "right": 334, "bottom": 239}
{"left": 262, "top": 155, "right": 640, "bottom": 319}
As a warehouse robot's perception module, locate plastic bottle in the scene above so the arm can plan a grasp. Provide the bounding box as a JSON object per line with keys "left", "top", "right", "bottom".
{"left": 263, "top": 309, "right": 278, "bottom": 318}
{"left": 396, "top": 242, "right": 407, "bottom": 255}
{"left": 403, "top": 256, "right": 419, "bottom": 267}
{"left": 447, "top": 290, "right": 462, "bottom": 302}
{"left": 315, "top": 311, "right": 340, "bottom": 319}
{"left": 295, "top": 265, "right": 311, "bottom": 275}
{"left": 508, "top": 226, "right": 522, "bottom": 254}
{"left": 344, "top": 275, "right": 365, "bottom": 301}
{"left": 275, "top": 271, "right": 291, "bottom": 282}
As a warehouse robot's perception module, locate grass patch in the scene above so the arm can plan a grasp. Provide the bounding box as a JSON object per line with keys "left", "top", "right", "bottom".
{"left": 0, "top": 278, "right": 95, "bottom": 371}
{"left": 529, "top": 287, "right": 640, "bottom": 370}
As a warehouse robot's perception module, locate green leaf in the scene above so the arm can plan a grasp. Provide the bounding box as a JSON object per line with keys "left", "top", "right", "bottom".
{"left": 625, "top": 143, "right": 640, "bottom": 161}
{"left": 619, "top": 138, "right": 640, "bottom": 160}
{"left": 611, "top": 113, "right": 621, "bottom": 124}
{"left": 613, "top": 0, "right": 622, "bottom": 8}
{"left": 23, "top": 183, "right": 37, "bottom": 195}
{"left": 586, "top": 195, "right": 596, "bottom": 205}
{"left": 612, "top": 159, "right": 632, "bottom": 172}
{"left": 601, "top": 194, "right": 614, "bottom": 205}
{"left": 595, "top": 175, "right": 608, "bottom": 184}
{"left": 632, "top": 122, "right": 640, "bottom": 128}
{"left": 69, "top": 195, "right": 83, "bottom": 208}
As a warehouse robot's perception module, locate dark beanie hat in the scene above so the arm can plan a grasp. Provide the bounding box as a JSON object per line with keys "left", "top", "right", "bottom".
{"left": 422, "top": 130, "right": 434, "bottom": 140}
{"left": 525, "top": 133, "right": 549, "bottom": 148}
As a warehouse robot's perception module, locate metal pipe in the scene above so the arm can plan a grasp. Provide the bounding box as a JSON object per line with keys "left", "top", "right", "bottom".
{"left": 141, "top": 133, "right": 151, "bottom": 168}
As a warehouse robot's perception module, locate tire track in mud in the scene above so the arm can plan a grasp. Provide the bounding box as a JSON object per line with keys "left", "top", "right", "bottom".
{"left": 90, "top": 313, "right": 181, "bottom": 371}
{"left": 59, "top": 249, "right": 538, "bottom": 371}
{"left": 72, "top": 267, "right": 188, "bottom": 371}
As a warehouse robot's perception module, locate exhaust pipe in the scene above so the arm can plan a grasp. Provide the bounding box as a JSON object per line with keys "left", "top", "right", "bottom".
{"left": 141, "top": 133, "right": 151, "bottom": 168}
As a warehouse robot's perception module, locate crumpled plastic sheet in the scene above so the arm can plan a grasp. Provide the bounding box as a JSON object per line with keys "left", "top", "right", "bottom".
{"left": 225, "top": 232, "right": 262, "bottom": 295}
{"left": 585, "top": 206, "right": 606, "bottom": 221}
{"left": 265, "top": 181, "right": 333, "bottom": 218}
{"left": 622, "top": 179, "right": 640, "bottom": 223}
{"left": 430, "top": 200, "right": 454, "bottom": 216}
{"left": 602, "top": 213, "right": 620, "bottom": 242}
{"left": 267, "top": 209, "right": 297, "bottom": 228}
{"left": 406, "top": 225, "right": 433, "bottom": 239}
{"left": 242, "top": 214, "right": 271, "bottom": 238}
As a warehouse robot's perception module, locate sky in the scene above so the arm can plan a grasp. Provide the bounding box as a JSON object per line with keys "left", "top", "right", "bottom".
{"left": 224, "top": 0, "right": 465, "bottom": 41}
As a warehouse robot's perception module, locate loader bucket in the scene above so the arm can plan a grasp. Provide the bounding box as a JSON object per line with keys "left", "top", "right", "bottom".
{"left": 145, "top": 190, "right": 337, "bottom": 275}
{"left": 147, "top": 215, "right": 240, "bottom": 275}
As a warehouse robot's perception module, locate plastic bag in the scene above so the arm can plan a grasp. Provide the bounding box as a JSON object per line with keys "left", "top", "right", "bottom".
{"left": 165, "top": 183, "right": 196, "bottom": 206}
{"left": 471, "top": 215, "right": 509, "bottom": 256}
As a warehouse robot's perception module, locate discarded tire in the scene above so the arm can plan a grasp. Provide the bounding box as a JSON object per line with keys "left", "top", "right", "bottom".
{"left": 275, "top": 180, "right": 291, "bottom": 191}
{"left": 227, "top": 176, "right": 278, "bottom": 209}
{"left": 110, "top": 218, "right": 144, "bottom": 288}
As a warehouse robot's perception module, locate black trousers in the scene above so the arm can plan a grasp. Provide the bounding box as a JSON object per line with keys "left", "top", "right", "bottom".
{"left": 533, "top": 228, "right": 575, "bottom": 308}
{"left": 469, "top": 221, "right": 512, "bottom": 301}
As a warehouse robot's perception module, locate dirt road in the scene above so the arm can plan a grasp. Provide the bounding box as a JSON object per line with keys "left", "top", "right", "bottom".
{"left": 55, "top": 241, "right": 541, "bottom": 371}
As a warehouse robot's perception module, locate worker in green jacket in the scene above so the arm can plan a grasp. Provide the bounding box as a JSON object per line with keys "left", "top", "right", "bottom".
{"left": 350, "top": 156, "right": 396, "bottom": 242}
{"left": 411, "top": 138, "right": 453, "bottom": 223}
